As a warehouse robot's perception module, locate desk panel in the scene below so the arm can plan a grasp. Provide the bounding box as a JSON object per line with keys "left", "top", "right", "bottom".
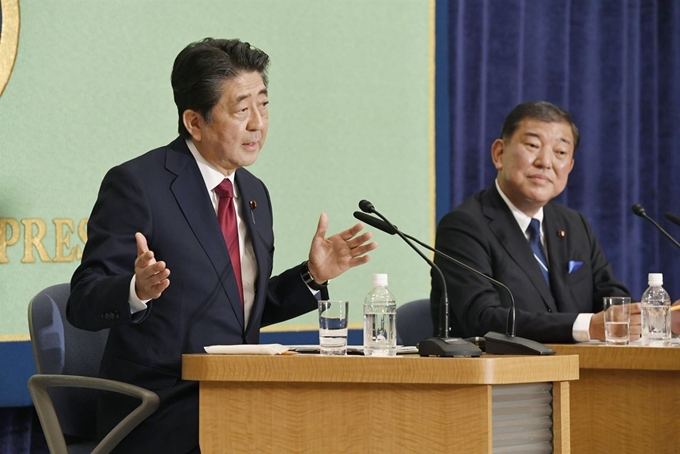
{"left": 550, "top": 344, "right": 680, "bottom": 454}
{"left": 183, "top": 354, "right": 578, "bottom": 454}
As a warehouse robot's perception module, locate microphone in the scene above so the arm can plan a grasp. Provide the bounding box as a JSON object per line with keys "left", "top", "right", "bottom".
{"left": 356, "top": 201, "right": 482, "bottom": 357}
{"left": 354, "top": 211, "right": 398, "bottom": 235}
{"left": 664, "top": 212, "right": 680, "bottom": 228}
{"left": 632, "top": 204, "right": 680, "bottom": 250}
{"left": 355, "top": 204, "right": 554, "bottom": 355}
{"left": 355, "top": 211, "right": 518, "bottom": 333}
{"left": 359, "top": 199, "right": 375, "bottom": 213}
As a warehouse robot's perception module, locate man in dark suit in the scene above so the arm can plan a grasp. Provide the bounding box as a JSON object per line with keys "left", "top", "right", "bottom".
{"left": 66, "top": 38, "right": 376, "bottom": 454}
{"left": 431, "top": 101, "right": 641, "bottom": 344}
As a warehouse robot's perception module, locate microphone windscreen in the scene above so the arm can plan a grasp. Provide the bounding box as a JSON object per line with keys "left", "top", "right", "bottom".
{"left": 359, "top": 200, "right": 375, "bottom": 213}
{"left": 631, "top": 204, "right": 646, "bottom": 217}
{"left": 665, "top": 212, "right": 680, "bottom": 227}
{"left": 353, "top": 212, "right": 397, "bottom": 235}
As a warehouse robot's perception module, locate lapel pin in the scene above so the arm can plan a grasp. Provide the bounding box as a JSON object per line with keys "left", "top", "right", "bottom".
{"left": 249, "top": 200, "right": 257, "bottom": 224}
{"left": 557, "top": 229, "right": 566, "bottom": 238}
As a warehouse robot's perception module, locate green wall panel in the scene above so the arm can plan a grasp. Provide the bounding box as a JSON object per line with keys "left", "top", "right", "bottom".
{"left": 0, "top": 0, "right": 432, "bottom": 335}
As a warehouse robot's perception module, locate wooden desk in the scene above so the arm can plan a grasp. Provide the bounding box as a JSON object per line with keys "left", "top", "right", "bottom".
{"left": 549, "top": 344, "right": 680, "bottom": 454}
{"left": 182, "top": 354, "right": 578, "bottom": 454}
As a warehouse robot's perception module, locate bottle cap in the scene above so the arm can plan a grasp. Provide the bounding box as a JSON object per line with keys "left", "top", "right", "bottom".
{"left": 372, "top": 273, "right": 388, "bottom": 287}
{"left": 648, "top": 273, "right": 663, "bottom": 286}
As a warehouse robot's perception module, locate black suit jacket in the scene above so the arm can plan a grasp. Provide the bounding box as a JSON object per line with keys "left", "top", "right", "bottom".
{"left": 430, "top": 185, "right": 629, "bottom": 343}
{"left": 67, "top": 137, "right": 325, "bottom": 453}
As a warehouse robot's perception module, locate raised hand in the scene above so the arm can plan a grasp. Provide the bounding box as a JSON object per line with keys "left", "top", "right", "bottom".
{"left": 307, "top": 213, "right": 378, "bottom": 284}
{"left": 134, "top": 232, "right": 171, "bottom": 300}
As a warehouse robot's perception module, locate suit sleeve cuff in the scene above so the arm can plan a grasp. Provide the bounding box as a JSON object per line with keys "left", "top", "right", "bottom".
{"left": 573, "top": 313, "right": 593, "bottom": 342}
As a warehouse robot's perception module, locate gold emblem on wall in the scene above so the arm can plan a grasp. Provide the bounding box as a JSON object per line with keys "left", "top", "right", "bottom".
{"left": 0, "top": 0, "right": 20, "bottom": 97}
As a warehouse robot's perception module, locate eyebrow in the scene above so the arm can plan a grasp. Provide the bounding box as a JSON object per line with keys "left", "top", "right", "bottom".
{"left": 234, "top": 89, "right": 269, "bottom": 104}
{"left": 523, "top": 131, "right": 572, "bottom": 146}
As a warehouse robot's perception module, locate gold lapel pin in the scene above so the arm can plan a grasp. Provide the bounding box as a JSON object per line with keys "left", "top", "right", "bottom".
{"left": 557, "top": 229, "right": 566, "bottom": 238}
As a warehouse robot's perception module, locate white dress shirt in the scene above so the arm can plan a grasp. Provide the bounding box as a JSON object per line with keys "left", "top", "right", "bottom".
{"left": 495, "top": 180, "right": 592, "bottom": 341}
{"left": 129, "top": 139, "right": 258, "bottom": 327}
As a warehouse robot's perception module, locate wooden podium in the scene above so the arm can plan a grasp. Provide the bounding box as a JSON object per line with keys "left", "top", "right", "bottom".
{"left": 182, "top": 353, "right": 578, "bottom": 453}
{"left": 549, "top": 344, "right": 680, "bottom": 454}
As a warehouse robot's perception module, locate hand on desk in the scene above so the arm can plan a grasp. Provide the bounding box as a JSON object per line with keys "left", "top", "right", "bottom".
{"left": 589, "top": 302, "right": 642, "bottom": 341}
{"left": 672, "top": 300, "right": 680, "bottom": 334}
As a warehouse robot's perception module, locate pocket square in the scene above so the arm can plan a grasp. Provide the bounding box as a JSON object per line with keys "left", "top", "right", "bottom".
{"left": 568, "top": 260, "right": 583, "bottom": 273}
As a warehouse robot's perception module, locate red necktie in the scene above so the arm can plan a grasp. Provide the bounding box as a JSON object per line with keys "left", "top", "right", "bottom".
{"left": 215, "top": 179, "right": 243, "bottom": 305}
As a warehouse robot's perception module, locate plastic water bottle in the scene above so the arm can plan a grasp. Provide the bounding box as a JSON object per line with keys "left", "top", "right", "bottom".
{"left": 363, "top": 273, "right": 397, "bottom": 356}
{"left": 641, "top": 273, "right": 671, "bottom": 346}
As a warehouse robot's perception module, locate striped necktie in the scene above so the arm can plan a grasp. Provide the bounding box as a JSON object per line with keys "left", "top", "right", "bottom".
{"left": 527, "top": 218, "right": 550, "bottom": 286}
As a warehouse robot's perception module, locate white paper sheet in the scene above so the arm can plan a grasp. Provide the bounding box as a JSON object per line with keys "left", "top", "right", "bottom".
{"left": 204, "top": 344, "right": 290, "bottom": 355}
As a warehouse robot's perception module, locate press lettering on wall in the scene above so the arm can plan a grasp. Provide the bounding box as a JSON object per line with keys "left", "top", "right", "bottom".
{"left": 0, "top": 218, "right": 88, "bottom": 263}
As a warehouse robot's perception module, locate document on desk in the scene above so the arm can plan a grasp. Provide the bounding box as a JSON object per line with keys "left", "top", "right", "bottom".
{"left": 204, "top": 344, "right": 292, "bottom": 355}
{"left": 287, "top": 345, "right": 419, "bottom": 355}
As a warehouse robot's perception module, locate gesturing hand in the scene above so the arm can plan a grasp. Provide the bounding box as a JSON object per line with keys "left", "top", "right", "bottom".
{"left": 307, "top": 213, "right": 378, "bottom": 284}
{"left": 134, "top": 232, "right": 170, "bottom": 300}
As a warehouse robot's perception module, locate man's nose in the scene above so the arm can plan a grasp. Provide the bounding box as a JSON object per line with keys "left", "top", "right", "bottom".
{"left": 534, "top": 146, "right": 553, "bottom": 168}
{"left": 248, "top": 108, "right": 264, "bottom": 130}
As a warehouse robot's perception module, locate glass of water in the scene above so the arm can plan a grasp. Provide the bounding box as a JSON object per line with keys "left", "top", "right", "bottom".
{"left": 603, "top": 296, "right": 631, "bottom": 345}
{"left": 318, "top": 300, "right": 349, "bottom": 355}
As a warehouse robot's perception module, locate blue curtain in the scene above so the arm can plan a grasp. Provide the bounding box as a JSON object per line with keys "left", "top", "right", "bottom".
{"left": 0, "top": 407, "right": 48, "bottom": 453}
{"left": 436, "top": 0, "right": 680, "bottom": 299}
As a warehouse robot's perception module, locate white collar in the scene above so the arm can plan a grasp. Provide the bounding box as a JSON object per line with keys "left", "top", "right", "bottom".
{"left": 186, "top": 139, "right": 239, "bottom": 198}
{"left": 495, "top": 179, "right": 544, "bottom": 235}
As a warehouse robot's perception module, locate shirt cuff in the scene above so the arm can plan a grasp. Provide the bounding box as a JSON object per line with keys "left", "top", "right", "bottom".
{"left": 573, "top": 313, "right": 593, "bottom": 342}
{"left": 129, "top": 275, "right": 151, "bottom": 314}
{"left": 303, "top": 279, "right": 320, "bottom": 295}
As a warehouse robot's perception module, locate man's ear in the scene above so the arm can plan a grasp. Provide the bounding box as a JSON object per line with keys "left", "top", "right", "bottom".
{"left": 491, "top": 139, "right": 505, "bottom": 171}
{"left": 182, "top": 109, "right": 203, "bottom": 142}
